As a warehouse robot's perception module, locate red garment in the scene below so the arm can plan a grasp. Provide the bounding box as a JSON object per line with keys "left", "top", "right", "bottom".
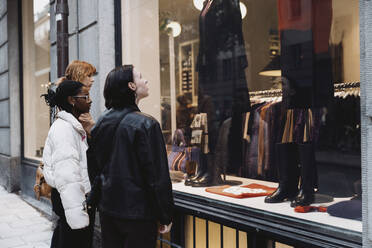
{"left": 205, "top": 183, "right": 277, "bottom": 199}
{"left": 277, "top": 0, "right": 332, "bottom": 53}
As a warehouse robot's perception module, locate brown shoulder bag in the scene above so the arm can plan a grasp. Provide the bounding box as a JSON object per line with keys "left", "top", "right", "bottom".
{"left": 34, "top": 162, "right": 52, "bottom": 200}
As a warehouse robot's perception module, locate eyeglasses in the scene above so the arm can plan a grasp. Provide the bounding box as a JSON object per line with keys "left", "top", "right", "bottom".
{"left": 73, "top": 95, "right": 90, "bottom": 101}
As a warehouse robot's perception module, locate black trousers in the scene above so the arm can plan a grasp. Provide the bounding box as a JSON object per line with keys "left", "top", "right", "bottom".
{"left": 100, "top": 212, "right": 158, "bottom": 248}
{"left": 50, "top": 188, "right": 95, "bottom": 248}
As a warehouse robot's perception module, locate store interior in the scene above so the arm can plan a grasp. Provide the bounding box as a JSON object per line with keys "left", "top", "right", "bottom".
{"left": 160, "top": 0, "right": 361, "bottom": 229}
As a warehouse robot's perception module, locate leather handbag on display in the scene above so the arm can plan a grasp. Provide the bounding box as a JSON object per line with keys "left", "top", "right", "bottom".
{"left": 168, "top": 129, "right": 200, "bottom": 175}
{"left": 33, "top": 162, "right": 52, "bottom": 200}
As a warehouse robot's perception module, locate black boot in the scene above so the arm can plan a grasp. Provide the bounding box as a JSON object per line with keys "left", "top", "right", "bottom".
{"left": 265, "top": 143, "right": 300, "bottom": 203}
{"left": 184, "top": 153, "right": 208, "bottom": 186}
{"left": 290, "top": 143, "right": 316, "bottom": 207}
{"left": 191, "top": 154, "right": 223, "bottom": 187}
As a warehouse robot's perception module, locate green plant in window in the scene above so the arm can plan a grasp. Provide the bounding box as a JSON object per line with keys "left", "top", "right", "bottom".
{"left": 159, "top": 11, "right": 172, "bottom": 35}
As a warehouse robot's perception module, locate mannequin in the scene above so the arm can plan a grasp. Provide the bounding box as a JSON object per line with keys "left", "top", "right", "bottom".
{"left": 265, "top": 0, "right": 333, "bottom": 206}
{"left": 189, "top": 0, "right": 251, "bottom": 187}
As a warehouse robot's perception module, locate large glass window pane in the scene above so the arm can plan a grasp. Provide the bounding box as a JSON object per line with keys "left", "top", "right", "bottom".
{"left": 123, "top": 0, "right": 361, "bottom": 232}
{"left": 22, "top": 0, "right": 50, "bottom": 159}
{"left": 157, "top": 0, "right": 360, "bottom": 179}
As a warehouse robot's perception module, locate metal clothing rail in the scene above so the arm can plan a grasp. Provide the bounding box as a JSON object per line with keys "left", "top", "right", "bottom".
{"left": 334, "top": 81, "right": 360, "bottom": 90}
{"left": 250, "top": 89, "right": 282, "bottom": 97}
{"left": 250, "top": 82, "right": 361, "bottom": 98}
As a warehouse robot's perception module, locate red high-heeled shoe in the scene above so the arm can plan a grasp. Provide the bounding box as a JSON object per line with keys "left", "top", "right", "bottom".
{"left": 294, "top": 205, "right": 327, "bottom": 213}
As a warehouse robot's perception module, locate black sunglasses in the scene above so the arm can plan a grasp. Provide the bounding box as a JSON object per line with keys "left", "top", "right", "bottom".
{"left": 73, "top": 95, "right": 90, "bottom": 101}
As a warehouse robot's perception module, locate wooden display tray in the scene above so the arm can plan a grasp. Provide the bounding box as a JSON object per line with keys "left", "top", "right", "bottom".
{"left": 205, "top": 183, "right": 277, "bottom": 199}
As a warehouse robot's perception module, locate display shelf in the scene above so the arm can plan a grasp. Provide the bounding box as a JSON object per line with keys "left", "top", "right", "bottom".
{"left": 172, "top": 176, "right": 362, "bottom": 248}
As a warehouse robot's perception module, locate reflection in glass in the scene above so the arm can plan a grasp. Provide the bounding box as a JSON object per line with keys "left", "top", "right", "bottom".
{"left": 23, "top": 0, "right": 51, "bottom": 159}
{"left": 159, "top": 0, "right": 360, "bottom": 198}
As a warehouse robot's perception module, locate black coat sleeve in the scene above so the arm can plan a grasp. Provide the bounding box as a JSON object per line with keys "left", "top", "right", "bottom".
{"left": 137, "top": 121, "right": 174, "bottom": 225}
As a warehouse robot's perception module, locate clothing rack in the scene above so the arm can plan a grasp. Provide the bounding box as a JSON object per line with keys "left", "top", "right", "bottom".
{"left": 250, "top": 82, "right": 360, "bottom": 98}
{"left": 334, "top": 82, "right": 360, "bottom": 91}
{"left": 250, "top": 89, "right": 282, "bottom": 97}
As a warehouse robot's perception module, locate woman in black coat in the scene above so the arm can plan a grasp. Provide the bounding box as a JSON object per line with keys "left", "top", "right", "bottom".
{"left": 87, "top": 65, "right": 174, "bottom": 248}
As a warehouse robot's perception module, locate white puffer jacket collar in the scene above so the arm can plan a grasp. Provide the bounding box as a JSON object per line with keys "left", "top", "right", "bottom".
{"left": 42, "top": 111, "right": 91, "bottom": 229}
{"left": 57, "top": 111, "right": 86, "bottom": 137}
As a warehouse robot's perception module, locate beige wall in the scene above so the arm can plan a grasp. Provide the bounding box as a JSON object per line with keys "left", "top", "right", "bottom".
{"left": 22, "top": 0, "right": 51, "bottom": 159}
{"left": 22, "top": 0, "right": 37, "bottom": 159}
{"left": 121, "top": 0, "right": 161, "bottom": 121}
{"left": 331, "top": 0, "right": 360, "bottom": 83}
{"left": 242, "top": 0, "right": 278, "bottom": 91}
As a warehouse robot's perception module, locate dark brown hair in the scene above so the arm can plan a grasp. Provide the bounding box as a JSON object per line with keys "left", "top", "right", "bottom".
{"left": 104, "top": 65, "right": 136, "bottom": 109}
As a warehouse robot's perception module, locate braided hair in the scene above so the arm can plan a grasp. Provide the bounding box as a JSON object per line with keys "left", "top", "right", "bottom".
{"left": 41, "top": 80, "right": 84, "bottom": 113}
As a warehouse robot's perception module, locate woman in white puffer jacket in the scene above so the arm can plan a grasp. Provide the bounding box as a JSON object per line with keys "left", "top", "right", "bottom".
{"left": 42, "top": 80, "right": 94, "bottom": 248}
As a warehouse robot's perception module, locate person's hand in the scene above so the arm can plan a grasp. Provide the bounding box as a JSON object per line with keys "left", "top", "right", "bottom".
{"left": 158, "top": 222, "right": 172, "bottom": 234}
{"left": 79, "top": 113, "right": 95, "bottom": 136}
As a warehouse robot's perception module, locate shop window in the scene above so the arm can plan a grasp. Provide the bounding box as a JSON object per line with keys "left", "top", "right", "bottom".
{"left": 22, "top": 0, "right": 51, "bottom": 160}
{"left": 122, "top": 0, "right": 361, "bottom": 240}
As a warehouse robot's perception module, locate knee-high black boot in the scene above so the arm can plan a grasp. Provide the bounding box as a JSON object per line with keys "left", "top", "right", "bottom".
{"left": 265, "top": 143, "right": 300, "bottom": 203}
{"left": 184, "top": 153, "right": 208, "bottom": 186}
{"left": 191, "top": 154, "right": 223, "bottom": 187}
{"left": 290, "top": 143, "right": 316, "bottom": 207}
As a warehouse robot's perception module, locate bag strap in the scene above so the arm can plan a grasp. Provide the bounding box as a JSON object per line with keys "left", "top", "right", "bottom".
{"left": 93, "top": 108, "right": 134, "bottom": 177}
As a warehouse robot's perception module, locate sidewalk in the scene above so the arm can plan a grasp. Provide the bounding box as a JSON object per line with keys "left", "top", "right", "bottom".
{"left": 0, "top": 186, "right": 53, "bottom": 248}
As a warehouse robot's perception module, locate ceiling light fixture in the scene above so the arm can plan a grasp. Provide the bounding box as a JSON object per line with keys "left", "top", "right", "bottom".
{"left": 193, "top": 0, "right": 247, "bottom": 19}
{"left": 167, "top": 21, "right": 182, "bottom": 37}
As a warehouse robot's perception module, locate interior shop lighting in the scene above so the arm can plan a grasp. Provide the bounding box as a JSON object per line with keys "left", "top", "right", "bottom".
{"left": 167, "top": 21, "right": 182, "bottom": 37}
{"left": 258, "top": 55, "right": 282, "bottom": 77}
{"left": 193, "top": 0, "right": 247, "bottom": 19}
{"left": 240, "top": 2, "right": 247, "bottom": 19}
{"left": 193, "top": 0, "right": 204, "bottom": 11}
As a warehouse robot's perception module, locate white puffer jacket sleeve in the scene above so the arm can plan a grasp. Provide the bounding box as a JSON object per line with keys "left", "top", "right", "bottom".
{"left": 44, "top": 120, "right": 89, "bottom": 229}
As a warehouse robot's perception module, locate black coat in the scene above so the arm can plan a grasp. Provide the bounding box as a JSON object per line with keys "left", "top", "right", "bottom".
{"left": 197, "top": 0, "right": 248, "bottom": 75}
{"left": 87, "top": 106, "right": 174, "bottom": 225}
{"left": 197, "top": 0, "right": 251, "bottom": 160}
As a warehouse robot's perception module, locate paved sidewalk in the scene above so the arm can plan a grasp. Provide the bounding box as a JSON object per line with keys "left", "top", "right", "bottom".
{"left": 0, "top": 187, "right": 53, "bottom": 248}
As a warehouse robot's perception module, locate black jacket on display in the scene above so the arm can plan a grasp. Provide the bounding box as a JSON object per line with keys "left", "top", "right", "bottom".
{"left": 87, "top": 106, "right": 174, "bottom": 225}
{"left": 197, "top": 0, "right": 248, "bottom": 75}
{"left": 197, "top": 0, "right": 251, "bottom": 171}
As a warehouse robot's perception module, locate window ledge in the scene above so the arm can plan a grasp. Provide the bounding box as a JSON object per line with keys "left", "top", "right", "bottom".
{"left": 173, "top": 176, "right": 362, "bottom": 248}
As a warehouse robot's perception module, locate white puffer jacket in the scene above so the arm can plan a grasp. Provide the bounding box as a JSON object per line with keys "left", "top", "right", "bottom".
{"left": 42, "top": 111, "right": 91, "bottom": 229}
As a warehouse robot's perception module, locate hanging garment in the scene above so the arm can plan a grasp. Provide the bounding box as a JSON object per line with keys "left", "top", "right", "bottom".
{"left": 257, "top": 104, "right": 271, "bottom": 175}
{"left": 318, "top": 95, "right": 361, "bottom": 153}
{"left": 266, "top": 101, "right": 284, "bottom": 181}
{"left": 246, "top": 106, "right": 263, "bottom": 178}
{"left": 241, "top": 102, "right": 267, "bottom": 178}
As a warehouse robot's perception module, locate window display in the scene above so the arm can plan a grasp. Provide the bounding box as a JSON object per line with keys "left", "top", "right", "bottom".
{"left": 123, "top": 0, "right": 361, "bottom": 232}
